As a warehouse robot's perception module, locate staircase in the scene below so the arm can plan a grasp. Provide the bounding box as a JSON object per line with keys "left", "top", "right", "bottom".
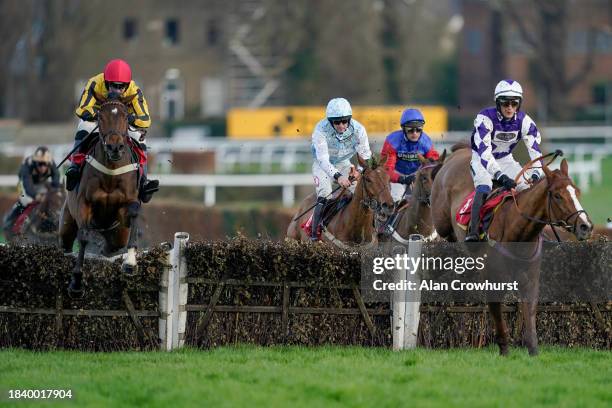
{"left": 227, "top": 0, "right": 285, "bottom": 108}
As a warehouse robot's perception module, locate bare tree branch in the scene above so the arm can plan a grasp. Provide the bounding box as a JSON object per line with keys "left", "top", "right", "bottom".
{"left": 566, "top": 28, "right": 598, "bottom": 91}
{"left": 503, "top": 0, "right": 539, "bottom": 51}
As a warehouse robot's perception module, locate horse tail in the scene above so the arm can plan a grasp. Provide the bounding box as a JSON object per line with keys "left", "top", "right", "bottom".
{"left": 450, "top": 141, "right": 471, "bottom": 152}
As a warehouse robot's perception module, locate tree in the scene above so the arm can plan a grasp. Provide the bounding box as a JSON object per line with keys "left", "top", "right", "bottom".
{"left": 504, "top": 0, "right": 604, "bottom": 121}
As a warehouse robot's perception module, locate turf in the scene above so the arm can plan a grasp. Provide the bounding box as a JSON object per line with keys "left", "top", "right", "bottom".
{"left": 579, "top": 157, "right": 612, "bottom": 225}
{"left": 1, "top": 346, "right": 610, "bottom": 407}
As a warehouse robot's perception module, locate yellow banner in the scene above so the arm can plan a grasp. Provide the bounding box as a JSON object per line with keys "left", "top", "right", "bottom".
{"left": 227, "top": 105, "right": 448, "bottom": 139}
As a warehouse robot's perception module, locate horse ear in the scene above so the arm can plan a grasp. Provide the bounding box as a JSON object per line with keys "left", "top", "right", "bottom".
{"left": 439, "top": 149, "right": 447, "bottom": 164}
{"left": 121, "top": 94, "right": 137, "bottom": 105}
{"left": 560, "top": 159, "right": 569, "bottom": 176}
{"left": 357, "top": 154, "right": 368, "bottom": 169}
{"left": 542, "top": 163, "right": 553, "bottom": 179}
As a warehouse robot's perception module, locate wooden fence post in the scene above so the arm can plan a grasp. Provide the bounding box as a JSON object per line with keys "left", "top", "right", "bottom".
{"left": 392, "top": 234, "right": 423, "bottom": 350}
{"left": 159, "top": 232, "right": 189, "bottom": 351}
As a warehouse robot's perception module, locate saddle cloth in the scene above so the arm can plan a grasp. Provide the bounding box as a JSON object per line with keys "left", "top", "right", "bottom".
{"left": 12, "top": 202, "right": 37, "bottom": 234}
{"left": 301, "top": 194, "right": 352, "bottom": 238}
{"left": 456, "top": 190, "right": 512, "bottom": 230}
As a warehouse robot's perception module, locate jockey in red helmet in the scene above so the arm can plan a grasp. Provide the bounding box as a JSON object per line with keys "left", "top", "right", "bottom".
{"left": 66, "top": 59, "right": 158, "bottom": 202}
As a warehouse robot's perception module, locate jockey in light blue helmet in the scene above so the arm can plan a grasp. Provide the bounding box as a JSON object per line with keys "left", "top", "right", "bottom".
{"left": 309, "top": 97, "right": 372, "bottom": 241}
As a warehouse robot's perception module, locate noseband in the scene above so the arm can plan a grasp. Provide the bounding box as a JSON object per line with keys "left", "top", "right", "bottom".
{"left": 98, "top": 100, "right": 129, "bottom": 159}
{"left": 359, "top": 170, "right": 393, "bottom": 216}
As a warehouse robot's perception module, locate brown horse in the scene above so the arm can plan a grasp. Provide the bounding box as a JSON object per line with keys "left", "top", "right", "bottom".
{"left": 59, "top": 93, "right": 142, "bottom": 296}
{"left": 286, "top": 155, "right": 394, "bottom": 246}
{"left": 379, "top": 152, "right": 446, "bottom": 243}
{"left": 431, "top": 144, "right": 592, "bottom": 356}
{"left": 7, "top": 183, "right": 65, "bottom": 245}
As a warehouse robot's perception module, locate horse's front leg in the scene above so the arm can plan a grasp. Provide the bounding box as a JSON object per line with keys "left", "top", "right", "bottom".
{"left": 488, "top": 302, "right": 510, "bottom": 356}
{"left": 69, "top": 228, "right": 88, "bottom": 297}
{"left": 121, "top": 201, "right": 141, "bottom": 275}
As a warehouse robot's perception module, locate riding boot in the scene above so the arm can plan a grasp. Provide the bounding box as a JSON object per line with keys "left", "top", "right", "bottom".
{"left": 137, "top": 147, "right": 159, "bottom": 203}
{"left": 310, "top": 197, "right": 326, "bottom": 241}
{"left": 2, "top": 202, "right": 25, "bottom": 235}
{"left": 465, "top": 190, "right": 488, "bottom": 242}
{"left": 65, "top": 130, "right": 89, "bottom": 191}
{"left": 382, "top": 211, "right": 401, "bottom": 236}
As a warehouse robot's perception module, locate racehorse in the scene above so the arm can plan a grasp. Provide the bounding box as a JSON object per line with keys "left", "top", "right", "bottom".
{"left": 59, "top": 92, "right": 142, "bottom": 296}
{"left": 286, "top": 155, "right": 394, "bottom": 247}
{"left": 431, "top": 143, "right": 592, "bottom": 356}
{"left": 7, "top": 183, "right": 65, "bottom": 245}
{"left": 379, "top": 152, "right": 446, "bottom": 243}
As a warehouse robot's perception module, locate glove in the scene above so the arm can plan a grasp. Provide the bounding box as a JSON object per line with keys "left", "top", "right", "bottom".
{"left": 398, "top": 174, "right": 415, "bottom": 185}
{"left": 128, "top": 113, "right": 136, "bottom": 126}
{"left": 497, "top": 173, "right": 517, "bottom": 191}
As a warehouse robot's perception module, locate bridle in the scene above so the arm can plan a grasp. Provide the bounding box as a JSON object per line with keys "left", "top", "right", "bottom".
{"left": 359, "top": 168, "right": 393, "bottom": 217}
{"left": 509, "top": 150, "right": 588, "bottom": 241}
{"left": 97, "top": 100, "right": 129, "bottom": 159}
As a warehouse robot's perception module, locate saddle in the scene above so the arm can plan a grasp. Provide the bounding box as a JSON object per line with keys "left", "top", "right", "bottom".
{"left": 301, "top": 191, "right": 353, "bottom": 239}
{"left": 12, "top": 203, "right": 37, "bottom": 234}
{"left": 456, "top": 188, "right": 513, "bottom": 234}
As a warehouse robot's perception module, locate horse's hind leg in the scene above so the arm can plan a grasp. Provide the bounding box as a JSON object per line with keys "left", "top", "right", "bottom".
{"left": 59, "top": 202, "right": 77, "bottom": 254}
{"left": 488, "top": 302, "right": 510, "bottom": 356}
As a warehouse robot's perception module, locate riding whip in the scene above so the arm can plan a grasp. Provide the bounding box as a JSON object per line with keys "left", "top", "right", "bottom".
{"left": 292, "top": 175, "right": 356, "bottom": 222}
{"left": 56, "top": 124, "right": 100, "bottom": 168}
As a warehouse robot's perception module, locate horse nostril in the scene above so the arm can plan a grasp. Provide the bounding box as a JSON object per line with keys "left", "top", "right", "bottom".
{"left": 579, "top": 223, "right": 591, "bottom": 232}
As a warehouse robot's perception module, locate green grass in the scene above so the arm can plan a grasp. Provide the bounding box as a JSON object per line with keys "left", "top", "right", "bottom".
{"left": 579, "top": 157, "right": 612, "bottom": 225}
{"left": 1, "top": 346, "right": 610, "bottom": 407}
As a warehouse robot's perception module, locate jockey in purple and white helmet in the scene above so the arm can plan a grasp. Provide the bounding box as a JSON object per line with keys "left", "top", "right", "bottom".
{"left": 309, "top": 97, "right": 372, "bottom": 241}
{"left": 465, "top": 79, "right": 544, "bottom": 242}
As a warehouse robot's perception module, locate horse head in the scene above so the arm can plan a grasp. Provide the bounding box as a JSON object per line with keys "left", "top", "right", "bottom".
{"left": 357, "top": 154, "right": 394, "bottom": 222}
{"left": 414, "top": 151, "right": 446, "bottom": 206}
{"left": 97, "top": 93, "right": 136, "bottom": 162}
{"left": 540, "top": 159, "right": 593, "bottom": 241}
{"left": 29, "top": 183, "right": 65, "bottom": 235}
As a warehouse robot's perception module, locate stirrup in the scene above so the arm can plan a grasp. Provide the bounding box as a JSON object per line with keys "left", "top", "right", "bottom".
{"left": 464, "top": 231, "right": 481, "bottom": 242}
{"left": 65, "top": 166, "right": 81, "bottom": 191}
{"left": 139, "top": 179, "right": 159, "bottom": 203}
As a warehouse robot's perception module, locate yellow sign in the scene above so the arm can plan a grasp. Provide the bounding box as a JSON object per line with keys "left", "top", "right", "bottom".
{"left": 227, "top": 105, "right": 448, "bottom": 139}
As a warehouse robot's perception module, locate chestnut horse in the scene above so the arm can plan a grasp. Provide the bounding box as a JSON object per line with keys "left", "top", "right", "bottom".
{"left": 286, "top": 155, "right": 394, "bottom": 246}
{"left": 379, "top": 152, "right": 446, "bottom": 243}
{"left": 60, "top": 93, "right": 142, "bottom": 296}
{"left": 431, "top": 144, "right": 592, "bottom": 356}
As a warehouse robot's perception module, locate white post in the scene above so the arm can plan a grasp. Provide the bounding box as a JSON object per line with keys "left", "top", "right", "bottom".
{"left": 171, "top": 232, "right": 189, "bottom": 349}
{"left": 403, "top": 234, "right": 423, "bottom": 349}
{"left": 160, "top": 232, "right": 189, "bottom": 351}
{"left": 204, "top": 184, "right": 216, "bottom": 207}
{"left": 392, "top": 234, "right": 423, "bottom": 350}
{"left": 282, "top": 184, "right": 295, "bottom": 208}
{"left": 159, "top": 243, "right": 172, "bottom": 351}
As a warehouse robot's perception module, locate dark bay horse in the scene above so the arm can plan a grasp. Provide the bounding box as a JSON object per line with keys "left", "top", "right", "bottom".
{"left": 8, "top": 183, "right": 65, "bottom": 245}
{"left": 380, "top": 152, "right": 446, "bottom": 243}
{"left": 431, "top": 144, "right": 592, "bottom": 356}
{"left": 286, "top": 155, "right": 394, "bottom": 247}
{"left": 60, "top": 93, "right": 142, "bottom": 296}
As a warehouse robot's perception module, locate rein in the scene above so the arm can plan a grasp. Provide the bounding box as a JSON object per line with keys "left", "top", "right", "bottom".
{"left": 509, "top": 150, "right": 585, "bottom": 242}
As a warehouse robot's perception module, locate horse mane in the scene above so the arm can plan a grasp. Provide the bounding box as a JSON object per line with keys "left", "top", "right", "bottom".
{"left": 451, "top": 141, "right": 471, "bottom": 152}
{"left": 368, "top": 155, "right": 380, "bottom": 169}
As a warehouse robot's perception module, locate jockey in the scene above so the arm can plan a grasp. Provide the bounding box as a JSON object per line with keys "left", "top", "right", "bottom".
{"left": 2, "top": 146, "right": 60, "bottom": 235}
{"left": 65, "top": 59, "right": 159, "bottom": 202}
{"left": 465, "top": 79, "right": 543, "bottom": 242}
{"left": 379, "top": 108, "right": 439, "bottom": 235}
{"left": 310, "top": 97, "right": 372, "bottom": 241}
